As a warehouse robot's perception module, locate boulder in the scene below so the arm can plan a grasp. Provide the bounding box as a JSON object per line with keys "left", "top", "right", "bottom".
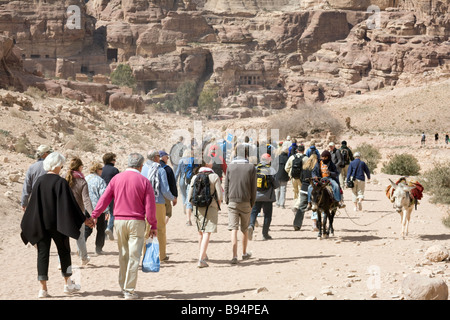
{"left": 109, "top": 92, "right": 145, "bottom": 114}
{"left": 401, "top": 274, "right": 448, "bottom": 300}
{"left": 425, "top": 245, "right": 449, "bottom": 262}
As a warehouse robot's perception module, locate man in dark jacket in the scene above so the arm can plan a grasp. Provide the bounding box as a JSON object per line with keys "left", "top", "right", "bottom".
{"left": 102, "top": 152, "right": 120, "bottom": 240}
{"left": 346, "top": 152, "right": 371, "bottom": 211}
{"left": 274, "top": 146, "right": 290, "bottom": 209}
{"left": 160, "top": 150, "right": 178, "bottom": 224}
{"left": 328, "top": 142, "right": 343, "bottom": 175}
{"left": 339, "top": 140, "right": 354, "bottom": 187}
{"left": 248, "top": 154, "right": 280, "bottom": 241}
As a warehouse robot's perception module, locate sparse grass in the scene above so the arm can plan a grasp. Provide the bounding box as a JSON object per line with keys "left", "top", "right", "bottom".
{"left": 24, "top": 86, "right": 47, "bottom": 99}
{"left": 74, "top": 131, "right": 97, "bottom": 153}
{"left": 9, "top": 109, "right": 27, "bottom": 119}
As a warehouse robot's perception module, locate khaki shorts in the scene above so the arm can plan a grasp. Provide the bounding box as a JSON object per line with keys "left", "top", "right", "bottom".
{"left": 227, "top": 202, "right": 252, "bottom": 232}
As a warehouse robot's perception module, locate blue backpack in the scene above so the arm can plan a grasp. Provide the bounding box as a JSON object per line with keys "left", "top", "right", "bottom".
{"left": 184, "top": 157, "right": 199, "bottom": 185}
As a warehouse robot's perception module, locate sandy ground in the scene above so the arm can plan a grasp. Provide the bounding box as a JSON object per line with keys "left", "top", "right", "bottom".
{"left": 0, "top": 80, "right": 449, "bottom": 302}
{"left": 0, "top": 171, "right": 448, "bottom": 301}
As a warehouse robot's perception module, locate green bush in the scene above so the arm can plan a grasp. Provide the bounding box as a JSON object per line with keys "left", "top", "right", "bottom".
{"left": 163, "top": 81, "right": 197, "bottom": 114}
{"left": 419, "top": 162, "right": 450, "bottom": 205}
{"left": 382, "top": 153, "right": 421, "bottom": 176}
{"left": 354, "top": 143, "right": 381, "bottom": 174}
{"left": 110, "top": 64, "right": 136, "bottom": 90}
{"left": 198, "top": 84, "right": 220, "bottom": 117}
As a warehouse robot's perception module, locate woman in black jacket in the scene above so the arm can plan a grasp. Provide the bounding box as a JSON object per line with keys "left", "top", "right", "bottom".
{"left": 274, "top": 146, "right": 290, "bottom": 209}
{"left": 21, "top": 152, "right": 94, "bottom": 298}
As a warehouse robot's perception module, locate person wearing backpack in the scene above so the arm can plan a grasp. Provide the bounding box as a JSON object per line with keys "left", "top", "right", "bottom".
{"left": 339, "top": 141, "right": 354, "bottom": 188}
{"left": 175, "top": 149, "right": 193, "bottom": 225}
{"left": 285, "top": 144, "right": 307, "bottom": 202}
{"left": 188, "top": 156, "right": 223, "bottom": 268}
{"left": 225, "top": 143, "right": 257, "bottom": 264}
{"left": 141, "top": 150, "right": 176, "bottom": 263}
{"left": 183, "top": 153, "right": 200, "bottom": 226}
{"left": 274, "top": 145, "right": 290, "bottom": 209}
{"left": 248, "top": 153, "right": 280, "bottom": 241}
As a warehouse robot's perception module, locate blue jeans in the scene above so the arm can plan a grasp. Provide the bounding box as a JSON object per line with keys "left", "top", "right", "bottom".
{"left": 308, "top": 178, "right": 341, "bottom": 202}
{"left": 250, "top": 202, "right": 273, "bottom": 237}
{"left": 275, "top": 180, "right": 288, "bottom": 207}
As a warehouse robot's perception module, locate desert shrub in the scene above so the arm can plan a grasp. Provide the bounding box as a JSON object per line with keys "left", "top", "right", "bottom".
{"left": 267, "top": 103, "right": 343, "bottom": 139}
{"left": 198, "top": 84, "right": 220, "bottom": 117}
{"left": 354, "top": 143, "right": 381, "bottom": 174}
{"left": 419, "top": 162, "right": 450, "bottom": 205}
{"left": 15, "top": 135, "right": 31, "bottom": 156}
{"left": 442, "top": 215, "right": 450, "bottom": 229}
{"left": 9, "top": 109, "right": 26, "bottom": 119}
{"left": 110, "top": 64, "right": 136, "bottom": 90}
{"left": 163, "top": 81, "right": 197, "bottom": 114}
{"left": 382, "top": 153, "right": 421, "bottom": 176}
{"left": 24, "top": 86, "right": 47, "bottom": 99}
{"left": 74, "top": 131, "right": 96, "bottom": 153}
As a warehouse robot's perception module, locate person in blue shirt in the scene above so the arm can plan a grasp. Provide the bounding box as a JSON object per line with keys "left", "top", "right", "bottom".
{"left": 141, "top": 150, "right": 176, "bottom": 262}
{"left": 346, "top": 152, "right": 371, "bottom": 212}
{"left": 305, "top": 142, "right": 321, "bottom": 160}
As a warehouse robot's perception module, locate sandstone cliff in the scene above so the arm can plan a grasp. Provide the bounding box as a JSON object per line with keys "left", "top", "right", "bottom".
{"left": 0, "top": 0, "right": 448, "bottom": 118}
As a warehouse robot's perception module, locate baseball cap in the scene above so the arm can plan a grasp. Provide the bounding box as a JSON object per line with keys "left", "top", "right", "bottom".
{"left": 159, "top": 150, "right": 169, "bottom": 157}
{"left": 261, "top": 153, "right": 272, "bottom": 163}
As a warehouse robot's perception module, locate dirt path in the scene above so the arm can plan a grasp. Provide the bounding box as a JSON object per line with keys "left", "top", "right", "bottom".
{"left": 0, "top": 171, "right": 448, "bottom": 301}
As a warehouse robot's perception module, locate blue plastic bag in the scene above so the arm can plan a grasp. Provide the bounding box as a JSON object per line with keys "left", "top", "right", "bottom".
{"left": 142, "top": 237, "right": 160, "bottom": 273}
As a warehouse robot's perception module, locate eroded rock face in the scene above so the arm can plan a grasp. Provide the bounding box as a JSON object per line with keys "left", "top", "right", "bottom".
{"left": 1, "top": 0, "right": 448, "bottom": 116}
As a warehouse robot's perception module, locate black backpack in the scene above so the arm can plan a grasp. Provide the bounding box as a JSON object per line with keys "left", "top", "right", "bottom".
{"left": 190, "top": 172, "right": 219, "bottom": 231}
{"left": 256, "top": 163, "right": 272, "bottom": 191}
{"left": 341, "top": 148, "right": 350, "bottom": 166}
{"left": 291, "top": 154, "right": 305, "bottom": 179}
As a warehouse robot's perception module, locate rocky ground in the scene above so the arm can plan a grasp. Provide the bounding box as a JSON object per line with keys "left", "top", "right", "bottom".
{"left": 0, "top": 76, "right": 449, "bottom": 300}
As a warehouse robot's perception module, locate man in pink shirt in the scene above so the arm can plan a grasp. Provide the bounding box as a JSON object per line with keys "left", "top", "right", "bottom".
{"left": 91, "top": 153, "right": 157, "bottom": 300}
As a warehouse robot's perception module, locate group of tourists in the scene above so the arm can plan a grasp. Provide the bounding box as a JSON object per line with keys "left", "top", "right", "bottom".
{"left": 19, "top": 134, "right": 372, "bottom": 299}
